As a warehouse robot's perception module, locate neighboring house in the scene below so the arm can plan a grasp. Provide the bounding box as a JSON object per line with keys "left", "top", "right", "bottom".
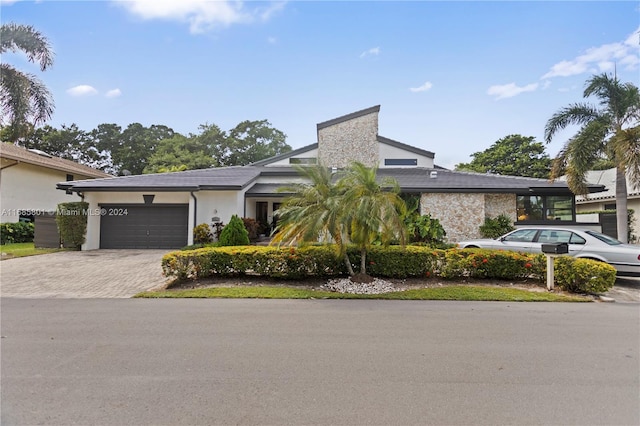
{"left": 0, "top": 142, "right": 112, "bottom": 223}
{"left": 58, "top": 105, "right": 605, "bottom": 250}
{"left": 574, "top": 168, "right": 640, "bottom": 241}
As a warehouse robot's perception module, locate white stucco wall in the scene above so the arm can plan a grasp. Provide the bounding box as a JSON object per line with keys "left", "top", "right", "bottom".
{"left": 378, "top": 143, "right": 434, "bottom": 168}
{"left": 263, "top": 148, "right": 319, "bottom": 167}
{"left": 576, "top": 197, "right": 640, "bottom": 243}
{"left": 0, "top": 162, "right": 90, "bottom": 223}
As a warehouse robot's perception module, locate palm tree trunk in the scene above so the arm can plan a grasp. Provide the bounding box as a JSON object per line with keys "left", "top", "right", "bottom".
{"left": 360, "top": 248, "right": 367, "bottom": 275}
{"left": 343, "top": 253, "right": 355, "bottom": 276}
{"left": 615, "top": 165, "right": 629, "bottom": 243}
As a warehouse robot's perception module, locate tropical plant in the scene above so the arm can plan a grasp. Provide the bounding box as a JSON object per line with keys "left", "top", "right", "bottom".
{"left": 545, "top": 73, "right": 640, "bottom": 243}
{"left": 193, "top": 223, "right": 213, "bottom": 244}
{"left": 273, "top": 163, "right": 407, "bottom": 277}
{"left": 340, "top": 162, "right": 407, "bottom": 276}
{"left": 1, "top": 23, "right": 55, "bottom": 141}
{"left": 479, "top": 214, "right": 515, "bottom": 239}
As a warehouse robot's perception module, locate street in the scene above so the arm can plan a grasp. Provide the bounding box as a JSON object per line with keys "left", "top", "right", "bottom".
{"left": 1, "top": 298, "right": 639, "bottom": 425}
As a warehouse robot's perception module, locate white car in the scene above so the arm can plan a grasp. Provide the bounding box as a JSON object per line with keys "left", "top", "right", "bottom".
{"left": 457, "top": 227, "right": 640, "bottom": 277}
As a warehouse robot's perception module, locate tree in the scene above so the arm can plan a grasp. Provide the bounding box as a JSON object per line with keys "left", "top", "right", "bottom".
{"left": 545, "top": 73, "right": 640, "bottom": 243}
{"left": 143, "top": 134, "right": 215, "bottom": 173}
{"left": 1, "top": 23, "right": 55, "bottom": 142}
{"left": 340, "top": 162, "right": 407, "bottom": 276}
{"left": 273, "top": 162, "right": 406, "bottom": 278}
{"left": 224, "top": 120, "right": 291, "bottom": 166}
{"left": 272, "top": 164, "right": 355, "bottom": 275}
{"left": 218, "top": 215, "right": 250, "bottom": 246}
{"left": 455, "top": 134, "right": 551, "bottom": 179}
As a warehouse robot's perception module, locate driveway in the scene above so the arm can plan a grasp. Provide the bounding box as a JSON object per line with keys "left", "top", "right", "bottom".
{"left": 0, "top": 250, "right": 171, "bottom": 298}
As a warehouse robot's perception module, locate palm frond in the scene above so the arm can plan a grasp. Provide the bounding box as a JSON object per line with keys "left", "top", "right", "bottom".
{"left": 544, "top": 103, "right": 601, "bottom": 143}
{"left": 0, "top": 23, "right": 54, "bottom": 71}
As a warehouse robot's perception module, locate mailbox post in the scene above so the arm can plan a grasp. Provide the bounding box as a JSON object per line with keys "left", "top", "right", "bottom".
{"left": 541, "top": 243, "right": 569, "bottom": 290}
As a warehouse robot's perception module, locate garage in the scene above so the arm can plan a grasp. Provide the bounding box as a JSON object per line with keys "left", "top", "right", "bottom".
{"left": 99, "top": 204, "right": 189, "bottom": 249}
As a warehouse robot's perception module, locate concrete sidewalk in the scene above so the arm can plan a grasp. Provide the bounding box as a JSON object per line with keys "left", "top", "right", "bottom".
{"left": 0, "top": 250, "right": 171, "bottom": 298}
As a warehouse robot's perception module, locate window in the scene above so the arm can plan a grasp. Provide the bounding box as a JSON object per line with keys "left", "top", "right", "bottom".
{"left": 384, "top": 159, "right": 418, "bottom": 166}
{"left": 517, "top": 195, "right": 574, "bottom": 222}
{"left": 604, "top": 203, "right": 616, "bottom": 210}
{"left": 289, "top": 158, "right": 317, "bottom": 165}
{"left": 66, "top": 174, "right": 74, "bottom": 181}
{"left": 503, "top": 229, "right": 538, "bottom": 243}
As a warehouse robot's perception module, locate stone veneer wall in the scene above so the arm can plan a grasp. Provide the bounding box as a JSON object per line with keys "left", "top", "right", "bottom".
{"left": 317, "top": 111, "right": 379, "bottom": 168}
{"left": 421, "top": 193, "right": 516, "bottom": 242}
{"left": 421, "top": 193, "right": 486, "bottom": 242}
{"left": 484, "top": 194, "right": 516, "bottom": 222}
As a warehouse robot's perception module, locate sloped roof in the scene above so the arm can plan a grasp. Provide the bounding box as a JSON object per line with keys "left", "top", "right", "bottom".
{"left": 63, "top": 164, "right": 605, "bottom": 195}
{"left": 0, "top": 143, "right": 111, "bottom": 178}
{"left": 316, "top": 105, "right": 380, "bottom": 130}
{"left": 574, "top": 168, "right": 640, "bottom": 201}
{"left": 377, "top": 135, "right": 435, "bottom": 159}
{"left": 250, "top": 143, "right": 318, "bottom": 166}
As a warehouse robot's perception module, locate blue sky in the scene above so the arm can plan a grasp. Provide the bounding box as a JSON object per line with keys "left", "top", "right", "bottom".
{"left": 2, "top": 0, "right": 639, "bottom": 169}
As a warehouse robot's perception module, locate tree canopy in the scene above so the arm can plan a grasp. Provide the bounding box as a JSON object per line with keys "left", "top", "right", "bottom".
{"left": 545, "top": 72, "right": 640, "bottom": 243}
{"left": 455, "top": 134, "right": 551, "bottom": 179}
{"left": 1, "top": 23, "right": 55, "bottom": 142}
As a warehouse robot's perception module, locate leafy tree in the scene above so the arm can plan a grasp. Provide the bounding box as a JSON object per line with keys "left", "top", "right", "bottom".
{"left": 1, "top": 23, "right": 55, "bottom": 142}
{"left": 545, "top": 73, "right": 640, "bottom": 243}
{"left": 143, "top": 134, "right": 215, "bottom": 173}
{"left": 273, "top": 163, "right": 406, "bottom": 277}
{"left": 225, "top": 120, "right": 290, "bottom": 166}
{"left": 455, "top": 134, "right": 551, "bottom": 178}
{"left": 218, "top": 215, "right": 250, "bottom": 246}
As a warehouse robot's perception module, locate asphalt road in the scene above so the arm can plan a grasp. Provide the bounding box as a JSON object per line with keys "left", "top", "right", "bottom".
{"left": 1, "top": 299, "right": 639, "bottom": 425}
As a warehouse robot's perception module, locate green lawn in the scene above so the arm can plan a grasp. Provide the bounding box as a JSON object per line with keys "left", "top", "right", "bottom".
{"left": 136, "top": 285, "right": 590, "bottom": 302}
{"left": 0, "top": 242, "right": 64, "bottom": 259}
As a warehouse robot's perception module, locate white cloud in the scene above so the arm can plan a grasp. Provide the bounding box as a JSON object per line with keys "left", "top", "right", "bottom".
{"left": 542, "top": 27, "right": 640, "bottom": 79}
{"left": 359, "top": 47, "right": 380, "bottom": 58}
{"left": 67, "top": 85, "right": 98, "bottom": 97}
{"left": 105, "top": 88, "right": 122, "bottom": 98}
{"left": 487, "top": 82, "right": 538, "bottom": 100}
{"left": 409, "top": 81, "right": 433, "bottom": 93}
{"left": 113, "top": 0, "right": 285, "bottom": 34}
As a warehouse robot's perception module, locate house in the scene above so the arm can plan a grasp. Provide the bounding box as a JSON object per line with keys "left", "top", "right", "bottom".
{"left": 1, "top": 142, "right": 111, "bottom": 223}
{"left": 574, "top": 168, "right": 640, "bottom": 241}
{"left": 57, "top": 105, "right": 605, "bottom": 250}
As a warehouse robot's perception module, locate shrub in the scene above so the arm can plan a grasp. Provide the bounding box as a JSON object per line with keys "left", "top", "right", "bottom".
{"left": 242, "top": 217, "right": 260, "bottom": 242}
{"left": 218, "top": 215, "right": 250, "bottom": 246}
{"left": 193, "top": 223, "right": 213, "bottom": 244}
{"left": 56, "top": 202, "right": 89, "bottom": 250}
{"left": 0, "top": 222, "right": 35, "bottom": 244}
{"left": 553, "top": 257, "right": 616, "bottom": 293}
{"left": 405, "top": 214, "right": 447, "bottom": 245}
{"left": 440, "top": 248, "right": 544, "bottom": 281}
{"left": 479, "top": 214, "right": 515, "bottom": 239}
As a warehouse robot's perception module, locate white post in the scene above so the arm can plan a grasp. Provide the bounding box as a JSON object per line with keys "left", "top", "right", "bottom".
{"left": 546, "top": 255, "right": 554, "bottom": 291}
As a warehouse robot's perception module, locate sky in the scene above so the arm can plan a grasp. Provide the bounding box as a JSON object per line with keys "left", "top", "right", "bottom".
{"left": 2, "top": 0, "right": 639, "bottom": 169}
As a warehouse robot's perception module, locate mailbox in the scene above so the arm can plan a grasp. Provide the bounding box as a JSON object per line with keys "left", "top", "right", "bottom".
{"left": 541, "top": 242, "right": 568, "bottom": 254}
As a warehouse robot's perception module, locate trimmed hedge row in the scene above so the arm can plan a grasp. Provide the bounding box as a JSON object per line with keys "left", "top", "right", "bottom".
{"left": 161, "top": 245, "right": 617, "bottom": 293}
{"left": 0, "top": 222, "right": 35, "bottom": 244}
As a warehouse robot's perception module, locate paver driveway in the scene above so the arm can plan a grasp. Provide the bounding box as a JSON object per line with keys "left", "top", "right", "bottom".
{"left": 0, "top": 250, "right": 171, "bottom": 298}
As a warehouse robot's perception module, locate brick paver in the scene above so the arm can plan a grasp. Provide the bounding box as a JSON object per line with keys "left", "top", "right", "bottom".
{"left": 0, "top": 250, "right": 171, "bottom": 298}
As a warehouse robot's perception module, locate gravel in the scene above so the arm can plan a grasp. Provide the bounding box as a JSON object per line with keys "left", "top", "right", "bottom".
{"left": 320, "top": 277, "right": 405, "bottom": 294}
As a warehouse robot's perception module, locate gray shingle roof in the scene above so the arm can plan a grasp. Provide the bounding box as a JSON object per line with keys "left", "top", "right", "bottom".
{"left": 377, "top": 135, "right": 435, "bottom": 159}
{"left": 250, "top": 143, "right": 318, "bottom": 166}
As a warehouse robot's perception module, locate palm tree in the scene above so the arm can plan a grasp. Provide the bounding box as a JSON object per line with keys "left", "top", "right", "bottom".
{"left": 1, "top": 23, "right": 55, "bottom": 142}
{"left": 340, "top": 162, "right": 407, "bottom": 276}
{"left": 272, "top": 164, "right": 356, "bottom": 275}
{"left": 545, "top": 73, "right": 640, "bottom": 243}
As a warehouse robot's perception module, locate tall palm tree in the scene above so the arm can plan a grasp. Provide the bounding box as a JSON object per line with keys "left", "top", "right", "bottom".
{"left": 272, "top": 164, "right": 356, "bottom": 275}
{"left": 1, "top": 23, "right": 55, "bottom": 142}
{"left": 340, "top": 162, "right": 407, "bottom": 275}
{"left": 545, "top": 73, "right": 640, "bottom": 243}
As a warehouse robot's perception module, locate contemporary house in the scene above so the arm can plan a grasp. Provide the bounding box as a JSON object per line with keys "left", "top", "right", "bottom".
{"left": 1, "top": 142, "right": 111, "bottom": 223}
{"left": 58, "top": 106, "right": 605, "bottom": 250}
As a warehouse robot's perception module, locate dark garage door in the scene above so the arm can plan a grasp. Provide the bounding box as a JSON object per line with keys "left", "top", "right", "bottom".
{"left": 100, "top": 204, "right": 189, "bottom": 249}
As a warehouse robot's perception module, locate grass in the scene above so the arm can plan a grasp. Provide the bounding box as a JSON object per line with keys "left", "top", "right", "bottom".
{"left": 135, "top": 285, "right": 590, "bottom": 302}
{"left": 0, "top": 242, "right": 65, "bottom": 259}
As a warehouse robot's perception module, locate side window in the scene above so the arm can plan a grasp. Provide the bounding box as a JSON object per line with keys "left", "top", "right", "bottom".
{"left": 569, "top": 233, "right": 586, "bottom": 245}
{"left": 504, "top": 229, "right": 538, "bottom": 242}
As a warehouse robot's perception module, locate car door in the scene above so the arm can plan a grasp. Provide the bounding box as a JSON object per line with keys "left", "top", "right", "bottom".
{"left": 497, "top": 229, "right": 538, "bottom": 253}
{"left": 533, "top": 229, "right": 585, "bottom": 255}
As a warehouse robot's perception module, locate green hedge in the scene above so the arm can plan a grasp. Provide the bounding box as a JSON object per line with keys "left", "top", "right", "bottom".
{"left": 162, "top": 245, "right": 616, "bottom": 294}
{"left": 0, "top": 222, "right": 35, "bottom": 244}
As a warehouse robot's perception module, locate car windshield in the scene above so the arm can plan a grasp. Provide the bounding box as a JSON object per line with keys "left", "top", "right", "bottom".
{"left": 585, "top": 230, "right": 623, "bottom": 245}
